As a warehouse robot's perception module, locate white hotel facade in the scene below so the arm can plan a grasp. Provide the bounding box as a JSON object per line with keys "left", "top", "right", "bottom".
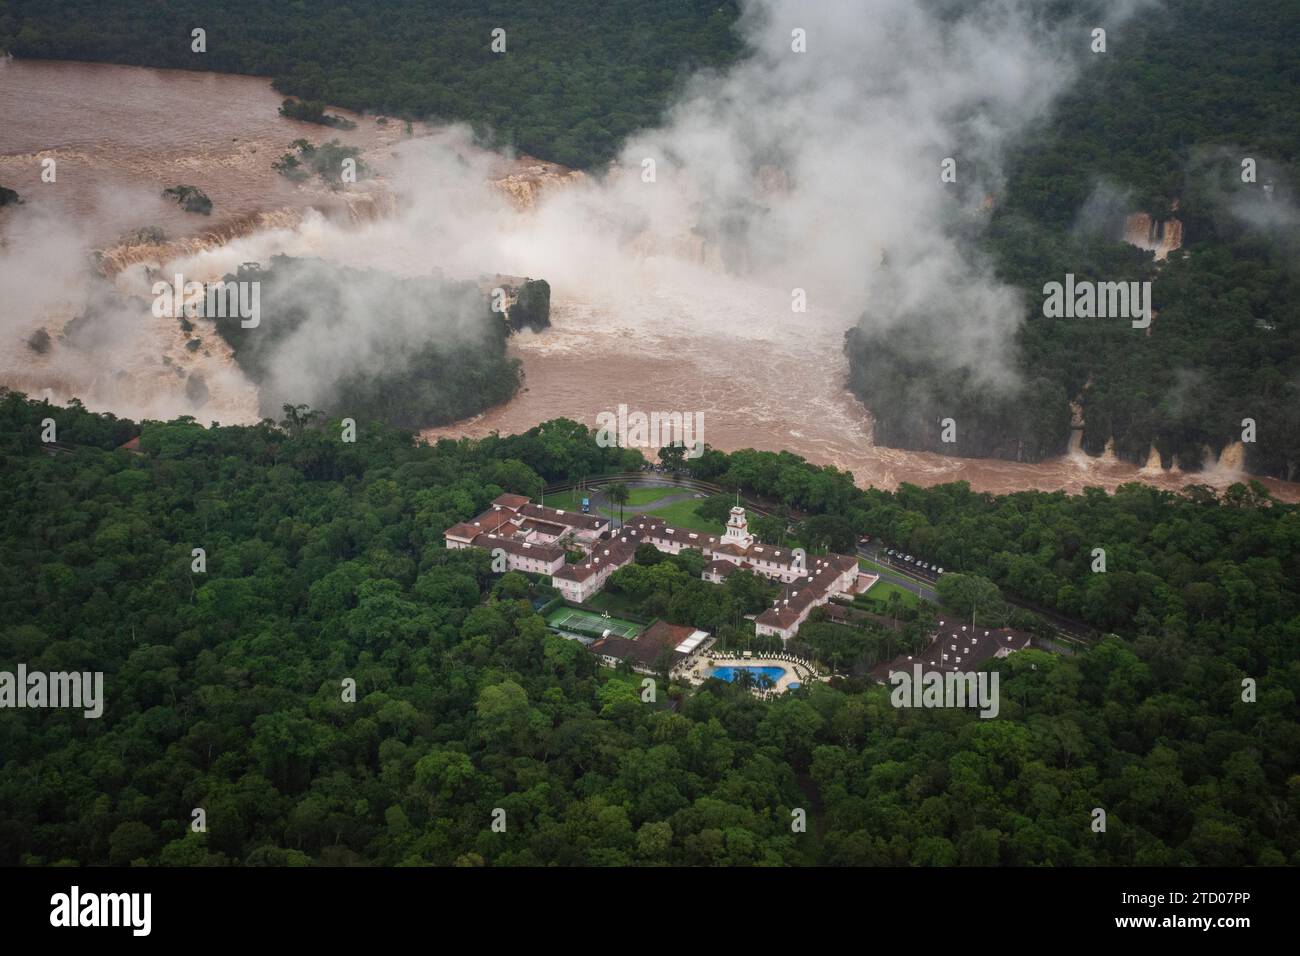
{"left": 445, "top": 497, "right": 876, "bottom": 641}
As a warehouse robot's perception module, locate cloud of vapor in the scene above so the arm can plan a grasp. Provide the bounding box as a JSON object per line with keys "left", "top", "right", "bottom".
{"left": 0, "top": 201, "right": 261, "bottom": 424}
{"left": 229, "top": 253, "right": 501, "bottom": 420}
{"left": 1183, "top": 146, "right": 1300, "bottom": 263}
{"left": 1228, "top": 168, "right": 1300, "bottom": 245}
{"left": 356, "top": 0, "right": 1151, "bottom": 387}
{"left": 1074, "top": 179, "right": 1137, "bottom": 239}
{"left": 3, "top": 0, "right": 1153, "bottom": 425}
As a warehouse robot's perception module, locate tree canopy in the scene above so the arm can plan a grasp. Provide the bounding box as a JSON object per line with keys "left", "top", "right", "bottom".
{"left": 2, "top": 392, "right": 1297, "bottom": 866}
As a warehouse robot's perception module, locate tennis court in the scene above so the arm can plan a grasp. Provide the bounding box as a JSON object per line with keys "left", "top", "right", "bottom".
{"left": 546, "top": 606, "right": 643, "bottom": 639}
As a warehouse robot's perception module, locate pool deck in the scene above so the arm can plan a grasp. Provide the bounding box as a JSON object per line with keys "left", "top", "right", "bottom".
{"left": 675, "top": 655, "right": 821, "bottom": 693}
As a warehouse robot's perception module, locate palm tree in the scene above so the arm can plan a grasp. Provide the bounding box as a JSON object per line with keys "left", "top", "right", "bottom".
{"left": 279, "top": 403, "right": 321, "bottom": 440}
{"left": 886, "top": 590, "right": 903, "bottom": 630}
{"left": 606, "top": 481, "right": 630, "bottom": 529}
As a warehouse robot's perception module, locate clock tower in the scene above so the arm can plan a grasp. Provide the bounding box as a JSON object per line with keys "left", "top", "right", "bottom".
{"left": 723, "top": 506, "right": 753, "bottom": 550}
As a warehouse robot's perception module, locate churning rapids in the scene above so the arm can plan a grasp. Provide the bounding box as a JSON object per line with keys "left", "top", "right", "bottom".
{"left": 2, "top": 60, "right": 1295, "bottom": 502}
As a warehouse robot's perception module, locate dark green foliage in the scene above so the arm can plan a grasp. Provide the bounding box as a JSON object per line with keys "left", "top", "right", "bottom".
{"left": 26, "top": 328, "right": 51, "bottom": 354}
{"left": 0, "top": 185, "right": 21, "bottom": 207}
{"left": 272, "top": 139, "right": 366, "bottom": 187}
{"left": 847, "top": 0, "right": 1300, "bottom": 481}
{"left": 161, "top": 185, "right": 213, "bottom": 215}
{"left": 0, "top": 0, "right": 744, "bottom": 169}
{"left": 278, "top": 98, "right": 356, "bottom": 130}
{"left": 210, "top": 256, "right": 522, "bottom": 428}
{"left": 0, "top": 394, "right": 1297, "bottom": 865}
{"left": 508, "top": 279, "right": 550, "bottom": 333}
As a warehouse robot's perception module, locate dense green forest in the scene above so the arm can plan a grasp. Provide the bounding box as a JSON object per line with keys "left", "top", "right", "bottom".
{"left": 2, "top": 393, "right": 1297, "bottom": 865}
{"left": 0, "top": 0, "right": 742, "bottom": 169}
{"left": 210, "top": 256, "right": 524, "bottom": 428}
{"left": 848, "top": 0, "right": 1300, "bottom": 480}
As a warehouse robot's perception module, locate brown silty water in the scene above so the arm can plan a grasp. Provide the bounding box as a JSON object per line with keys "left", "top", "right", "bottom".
{"left": 1, "top": 59, "right": 1295, "bottom": 501}
{"left": 0, "top": 58, "right": 406, "bottom": 250}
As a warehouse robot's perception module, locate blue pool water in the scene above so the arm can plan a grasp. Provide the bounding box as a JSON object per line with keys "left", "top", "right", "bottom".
{"left": 711, "top": 665, "right": 787, "bottom": 684}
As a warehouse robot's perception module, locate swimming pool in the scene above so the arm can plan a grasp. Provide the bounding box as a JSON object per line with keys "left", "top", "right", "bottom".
{"left": 710, "top": 665, "right": 787, "bottom": 684}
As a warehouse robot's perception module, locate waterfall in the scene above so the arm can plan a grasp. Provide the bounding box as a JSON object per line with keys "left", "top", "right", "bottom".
{"left": 1122, "top": 212, "right": 1183, "bottom": 261}
{"left": 97, "top": 209, "right": 304, "bottom": 276}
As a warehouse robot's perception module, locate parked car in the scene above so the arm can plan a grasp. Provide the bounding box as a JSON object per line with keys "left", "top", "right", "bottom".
{"left": 936, "top": 567, "right": 944, "bottom": 575}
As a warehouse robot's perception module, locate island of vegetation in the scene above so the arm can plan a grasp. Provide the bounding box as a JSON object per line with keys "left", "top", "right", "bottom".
{"left": 273, "top": 139, "right": 367, "bottom": 188}
{"left": 498, "top": 278, "right": 550, "bottom": 334}
{"left": 210, "top": 255, "right": 526, "bottom": 428}
{"left": 278, "top": 98, "right": 357, "bottom": 130}
{"left": 161, "top": 185, "right": 213, "bottom": 215}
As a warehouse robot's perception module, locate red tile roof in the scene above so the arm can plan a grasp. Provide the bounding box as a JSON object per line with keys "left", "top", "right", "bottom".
{"left": 470, "top": 532, "right": 565, "bottom": 563}
{"left": 444, "top": 509, "right": 515, "bottom": 540}
{"left": 873, "top": 627, "right": 1033, "bottom": 680}
{"left": 518, "top": 502, "right": 608, "bottom": 532}
{"left": 492, "top": 493, "right": 532, "bottom": 511}
{"left": 703, "top": 559, "right": 749, "bottom": 578}
{"left": 590, "top": 620, "right": 699, "bottom": 669}
{"left": 552, "top": 525, "right": 651, "bottom": 582}
{"left": 755, "top": 555, "right": 859, "bottom": 629}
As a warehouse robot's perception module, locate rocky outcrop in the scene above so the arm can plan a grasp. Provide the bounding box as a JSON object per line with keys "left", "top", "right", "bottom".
{"left": 490, "top": 156, "right": 585, "bottom": 209}
{"left": 508, "top": 278, "right": 551, "bottom": 333}
{"left": 481, "top": 275, "right": 551, "bottom": 333}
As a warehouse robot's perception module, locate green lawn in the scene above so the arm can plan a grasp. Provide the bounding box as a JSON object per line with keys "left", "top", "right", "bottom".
{"left": 857, "top": 556, "right": 892, "bottom": 575}
{"left": 622, "top": 485, "right": 683, "bottom": 506}
{"left": 631, "top": 497, "right": 719, "bottom": 533}
{"left": 541, "top": 485, "right": 682, "bottom": 514}
{"left": 859, "top": 580, "right": 920, "bottom": 610}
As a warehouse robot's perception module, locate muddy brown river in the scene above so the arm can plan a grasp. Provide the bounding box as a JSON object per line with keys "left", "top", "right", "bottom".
{"left": 2, "top": 59, "right": 1295, "bottom": 501}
